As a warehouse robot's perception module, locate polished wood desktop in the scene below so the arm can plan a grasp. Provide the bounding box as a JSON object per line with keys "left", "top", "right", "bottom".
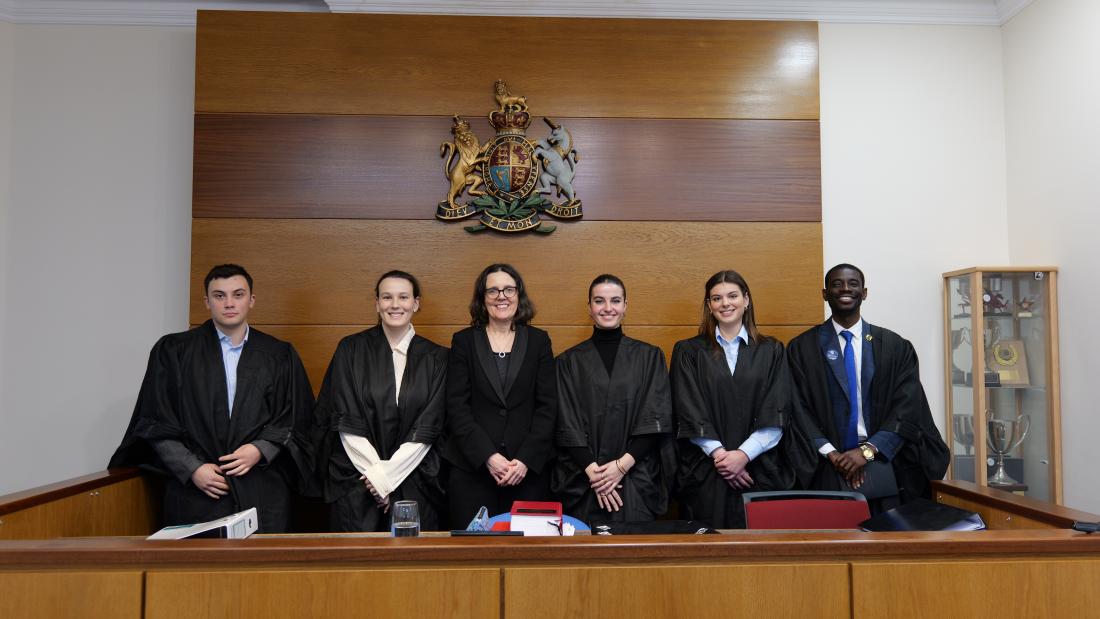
{"left": 2, "top": 471, "right": 1099, "bottom": 618}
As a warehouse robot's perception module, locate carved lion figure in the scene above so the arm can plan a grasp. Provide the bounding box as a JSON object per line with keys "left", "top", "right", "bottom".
{"left": 494, "top": 79, "right": 528, "bottom": 113}
{"left": 440, "top": 115, "right": 487, "bottom": 209}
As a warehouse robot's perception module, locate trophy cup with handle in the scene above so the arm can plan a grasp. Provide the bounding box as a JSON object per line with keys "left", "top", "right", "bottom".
{"left": 953, "top": 414, "right": 975, "bottom": 455}
{"left": 987, "top": 415, "right": 1030, "bottom": 486}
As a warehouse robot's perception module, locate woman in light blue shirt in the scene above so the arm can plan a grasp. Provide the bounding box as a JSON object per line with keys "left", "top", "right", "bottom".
{"left": 669, "top": 270, "right": 802, "bottom": 528}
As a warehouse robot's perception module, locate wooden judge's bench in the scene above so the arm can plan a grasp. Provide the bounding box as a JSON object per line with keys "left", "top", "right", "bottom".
{"left": 1, "top": 470, "right": 1099, "bottom": 619}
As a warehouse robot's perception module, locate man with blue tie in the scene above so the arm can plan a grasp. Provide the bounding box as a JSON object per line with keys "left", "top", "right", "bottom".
{"left": 787, "top": 264, "right": 948, "bottom": 510}
{"left": 109, "top": 264, "right": 314, "bottom": 532}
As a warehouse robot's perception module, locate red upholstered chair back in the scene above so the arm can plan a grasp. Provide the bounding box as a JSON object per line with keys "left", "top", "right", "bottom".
{"left": 743, "top": 491, "right": 871, "bottom": 530}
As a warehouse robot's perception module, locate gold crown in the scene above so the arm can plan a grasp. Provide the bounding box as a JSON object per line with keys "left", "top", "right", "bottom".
{"left": 488, "top": 109, "right": 531, "bottom": 135}
{"left": 450, "top": 114, "right": 471, "bottom": 134}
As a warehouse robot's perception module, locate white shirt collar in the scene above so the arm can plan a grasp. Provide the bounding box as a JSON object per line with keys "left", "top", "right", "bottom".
{"left": 392, "top": 324, "right": 416, "bottom": 355}
{"left": 215, "top": 324, "right": 249, "bottom": 347}
{"left": 831, "top": 318, "right": 863, "bottom": 342}
{"left": 715, "top": 324, "right": 749, "bottom": 347}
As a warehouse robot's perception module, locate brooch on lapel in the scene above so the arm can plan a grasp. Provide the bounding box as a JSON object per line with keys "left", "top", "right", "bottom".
{"left": 825, "top": 349, "right": 840, "bottom": 361}
{"left": 865, "top": 334, "right": 873, "bottom": 341}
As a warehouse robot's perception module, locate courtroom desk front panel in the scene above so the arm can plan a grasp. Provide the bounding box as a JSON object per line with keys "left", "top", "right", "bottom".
{"left": 3, "top": 531, "right": 1100, "bottom": 619}
{"left": 0, "top": 469, "right": 160, "bottom": 540}
{"left": 933, "top": 479, "right": 1100, "bottom": 530}
{"left": 0, "top": 570, "right": 144, "bottom": 619}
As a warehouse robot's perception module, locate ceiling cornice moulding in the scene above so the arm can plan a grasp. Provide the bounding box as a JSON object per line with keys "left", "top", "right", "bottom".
{"left": 0, "top": 1, "right": 326, "bottom": 26}
{"left": 996, "top": 0, "right": 1032, "bottom": 23}
{"left": 0, "top": 0, "right": 1034, "bottom": 27}
{"left": 323, "top": 1, "right": 1027, "bottom": 25}
{"left": 0, "top": 0, "right": 17, "bottom": 23}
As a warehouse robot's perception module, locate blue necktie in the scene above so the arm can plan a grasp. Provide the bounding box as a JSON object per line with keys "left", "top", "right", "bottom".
{"left": 841, "top": 330, "right": 860, "bottom": 450}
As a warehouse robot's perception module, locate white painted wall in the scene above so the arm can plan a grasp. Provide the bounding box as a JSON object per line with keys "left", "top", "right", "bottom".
{"left": 0, "top": 22, "right": 12, "bottom": 430}
{"left": 819, "top": 23, "right": 1009, "bottom": 433}
{"left": 1002, "top": 0, "right": 1100, "bottom": 513}
{"left": 0, "top": 24, "right": 194, "bottom": 495}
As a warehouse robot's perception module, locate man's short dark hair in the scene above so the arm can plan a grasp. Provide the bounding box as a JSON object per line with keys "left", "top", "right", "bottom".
{"left": 824, "top": 263, "right": 865, "bottom": 288}
{"left": 204, "top": 264, "right": 253, "bottom": 294}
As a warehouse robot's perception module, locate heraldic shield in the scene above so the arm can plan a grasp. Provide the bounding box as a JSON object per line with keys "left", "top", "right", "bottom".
{"left": 436, "top": 80, "right": 582, "bottom": 234}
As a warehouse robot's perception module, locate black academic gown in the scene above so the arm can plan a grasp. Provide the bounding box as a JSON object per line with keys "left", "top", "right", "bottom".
{"left": 787, "top": 321, "right": 950, "bottom": 503}
{"left": 312, "top": 327, "right": 448, "bottom": 532}
{"left": 551, "top": 336, "right": 676, "bottom": 523}
{"left": 670, "top": 335, "right": 810, "bottom": 529}
{"left": 442, "top": 325, "right": 557, "bottom": 526}
{"left": 109, "top": 321, "right": 314, "bottom": 533}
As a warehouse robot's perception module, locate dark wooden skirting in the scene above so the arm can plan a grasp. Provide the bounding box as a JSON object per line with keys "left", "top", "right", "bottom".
{"left": 0, "top": 469, "right": 142, "bottom": 517}
{"left": 933, "top": 479, "right": 1099, "bottom": 528}
{"left": 193, "top": 114, "right": 821, "bottom": 222}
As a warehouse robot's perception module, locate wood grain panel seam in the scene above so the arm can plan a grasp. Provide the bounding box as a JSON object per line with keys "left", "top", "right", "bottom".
{"left": 190, "top": 218, "right": 823, "bottom": 224}
{"left": 193, "top": 112, "right": 822, "bottom": 123}
{"left": 498, "top": 567, "right": 505, "bottom": 619}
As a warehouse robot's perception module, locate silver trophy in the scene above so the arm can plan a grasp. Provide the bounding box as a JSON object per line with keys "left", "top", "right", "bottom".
{"left": 987, "top": 415, "right": 1030, "bottom": 486}
{"left": 952, "top": 414, "right": 975, "bottom": 455}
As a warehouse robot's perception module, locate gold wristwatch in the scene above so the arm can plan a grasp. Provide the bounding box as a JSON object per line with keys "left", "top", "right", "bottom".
{"left": 859, "top": 443, "right": 876, "bottom": 462}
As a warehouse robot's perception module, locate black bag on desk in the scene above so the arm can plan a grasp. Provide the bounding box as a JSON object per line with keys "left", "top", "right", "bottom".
{"left": 859, "top": 498, "right": 986, "bottom": 532}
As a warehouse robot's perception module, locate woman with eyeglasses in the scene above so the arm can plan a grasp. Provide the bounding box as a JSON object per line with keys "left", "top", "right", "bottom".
{"left": 551, "top": 274, "right": 675, "bottom": 524}
{"left": 442, "top": 263, "right": 558, "bottom": 526}
{"left": 670, "top": 270, "right": 804, "bottom": 528}
{"left": 312, "top": 270, "right": 448, "bottom": 531}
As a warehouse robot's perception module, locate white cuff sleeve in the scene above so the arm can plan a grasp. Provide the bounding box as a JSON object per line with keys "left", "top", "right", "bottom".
{"left": 689, "top": 437, "right": 724, "bottom": 457}
{"left": 736, "top": 427, "right": 782, "bottom": 461}
{"left": 340, "top": 433, "right": 430, "bottom": 500}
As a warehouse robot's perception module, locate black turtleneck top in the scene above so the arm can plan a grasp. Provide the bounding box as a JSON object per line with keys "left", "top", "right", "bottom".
{"left": 567, "top": 326, "right": 660, "bottom": 469}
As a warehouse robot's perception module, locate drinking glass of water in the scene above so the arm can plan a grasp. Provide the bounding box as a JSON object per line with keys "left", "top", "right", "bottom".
{"left": 391, "top": 500, "right": 420, "bottom": 537}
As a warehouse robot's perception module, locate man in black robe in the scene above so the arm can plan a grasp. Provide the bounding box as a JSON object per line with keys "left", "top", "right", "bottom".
{"left": 109, "top": 264, "right": 314, "bottom": 533}
{"left": 553, "top": 330, "right": 675, "bottom": 523}
{"left": 787, "top": 264, "right": 949, "bottom": 509}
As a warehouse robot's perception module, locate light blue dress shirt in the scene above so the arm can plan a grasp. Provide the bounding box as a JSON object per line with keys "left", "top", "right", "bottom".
{"left": 689, "top": 325, "right": 783, "bottom": 460}
{"left": 216, "top": 326, "right": 249, "bottom": 416}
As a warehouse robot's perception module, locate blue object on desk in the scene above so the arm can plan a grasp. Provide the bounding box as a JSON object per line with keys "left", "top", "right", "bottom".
{"left": 487, "top": 513, "right": 591, "bottom": 532}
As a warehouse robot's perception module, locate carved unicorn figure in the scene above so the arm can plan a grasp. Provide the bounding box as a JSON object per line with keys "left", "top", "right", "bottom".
{"left": 533, "top": 117, "right": 579, "bottom": 203}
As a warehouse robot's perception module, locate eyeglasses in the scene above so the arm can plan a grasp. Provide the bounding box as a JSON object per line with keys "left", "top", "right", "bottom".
{"left": 485, "top": 286, "right": 518, "bottom": 299}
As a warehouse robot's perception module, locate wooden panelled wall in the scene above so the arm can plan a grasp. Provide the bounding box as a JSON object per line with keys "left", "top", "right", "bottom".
{"left": 191, "top": 12, "right": 823, "bottom": 389}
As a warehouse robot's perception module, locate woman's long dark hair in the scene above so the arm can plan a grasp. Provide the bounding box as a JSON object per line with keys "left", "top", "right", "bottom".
{"left": 468, "top": 263, "right": 535, "bottom": 328}
{"left": 698, "top": 270, "right": 771, "bottom": 354}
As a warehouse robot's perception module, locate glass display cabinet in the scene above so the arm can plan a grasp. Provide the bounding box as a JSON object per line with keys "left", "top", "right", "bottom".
{"left": 943, "top": 267, "right": 1061, "bottom": 503}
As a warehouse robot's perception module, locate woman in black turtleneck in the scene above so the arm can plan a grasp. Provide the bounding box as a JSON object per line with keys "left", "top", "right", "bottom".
{"left": 551, "top": 274, "right": 675, "bottom": 523}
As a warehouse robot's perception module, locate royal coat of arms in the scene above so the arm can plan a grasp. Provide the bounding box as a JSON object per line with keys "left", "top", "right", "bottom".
{"left": 436, "top": 80, "right": 581, "bottom": 234}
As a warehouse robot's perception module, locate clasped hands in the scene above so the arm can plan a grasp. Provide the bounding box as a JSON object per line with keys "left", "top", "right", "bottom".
{"left": 828, "top": 448, "right": 868, "bottom": 488}
{"left": 191, "top": 443, "right": 263, "bottom": 499}
{"left": 361, "top": 476, "right": 391, "bottom": 513}
{"left": 486, "top": 453, "right": 528, "bottom": 487}
{"left": 711, "top": 447, "right": 753, "bottom": 490}
{"left": 586, "top": 454, "right": 634, "bottom": 513}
